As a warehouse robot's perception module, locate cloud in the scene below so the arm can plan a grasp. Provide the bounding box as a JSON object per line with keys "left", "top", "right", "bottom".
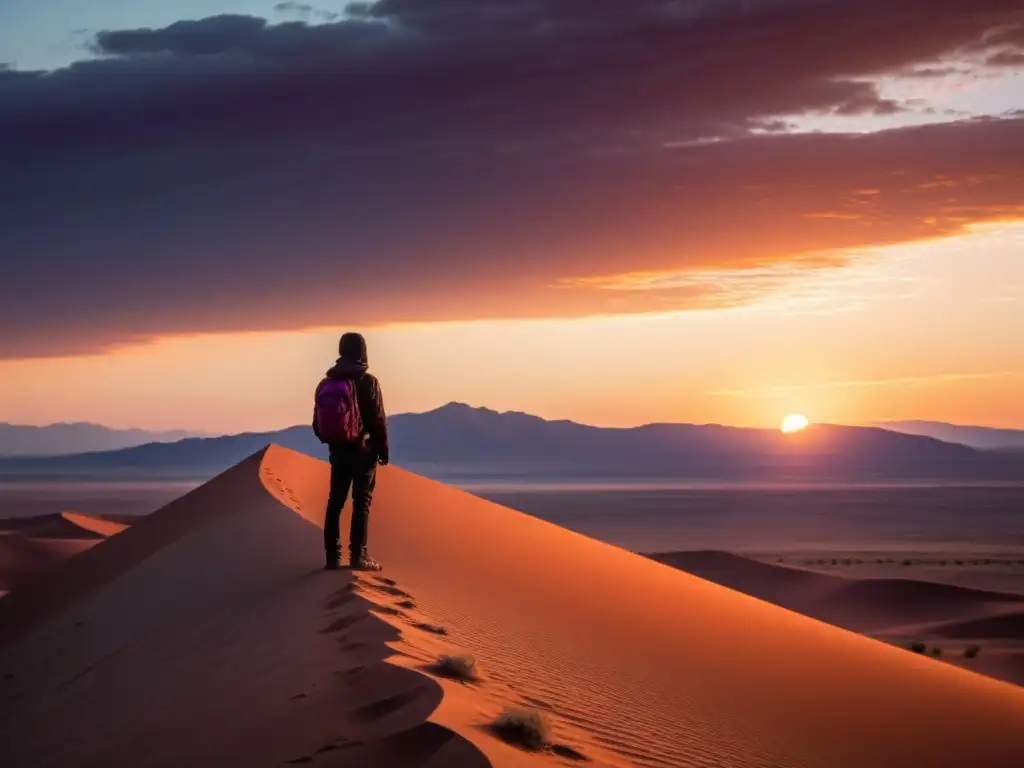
{"left": 711, "top": 371, "right": 1024, "bottom": 398}
{"left": 1, "top": 0, "right": 1023, "bottom": 358}
{"left": 988, "top": 49, "right": 1024, "bottom": 66}
{"left": 273, "top": 2, "right": 341, "bottom": 21}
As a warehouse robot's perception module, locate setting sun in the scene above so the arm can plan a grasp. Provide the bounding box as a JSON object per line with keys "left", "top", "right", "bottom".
{"left": 781, "top": 413, "right": 810, "bottom": 433}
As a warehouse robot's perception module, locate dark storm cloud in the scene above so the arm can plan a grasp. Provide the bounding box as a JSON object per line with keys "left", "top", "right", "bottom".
{"left": 1, "top": 0, "right": 1022, "bottom": 358}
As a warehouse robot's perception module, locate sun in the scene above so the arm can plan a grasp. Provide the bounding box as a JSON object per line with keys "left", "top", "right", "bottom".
{"left": 781, "top": 413, "right": 810, "bottom": 433}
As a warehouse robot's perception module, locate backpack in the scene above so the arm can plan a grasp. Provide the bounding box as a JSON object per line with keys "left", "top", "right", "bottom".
{"left": 314, "top": 378, "right": 363, "bottom": 444}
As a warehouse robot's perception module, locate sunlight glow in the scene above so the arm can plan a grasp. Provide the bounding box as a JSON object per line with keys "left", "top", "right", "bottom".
{"left": 781, "top": 413, "right": 810, "bottom": 433}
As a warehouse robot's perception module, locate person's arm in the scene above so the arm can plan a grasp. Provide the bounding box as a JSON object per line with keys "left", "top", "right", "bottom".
{"left": 358, "top": 374, "right": 390, "bottom": 464}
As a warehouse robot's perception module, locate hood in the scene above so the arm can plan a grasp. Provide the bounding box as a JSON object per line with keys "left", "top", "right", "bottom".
{"left": 339, "top": 332, "right": 368, "bottom": 365}
{"left": 326, "top": 357, "right": 368, "bottom": 380}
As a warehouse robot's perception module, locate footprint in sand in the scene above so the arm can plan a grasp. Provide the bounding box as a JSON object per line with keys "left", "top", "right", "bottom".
{"left": 321, "top": 613, "right": 367, "bottom": 635}
{"left": 315, "top": 737, "right": 361, "bottom": 754}
{"left": 369, "top": 583, "right": 413, "bottom": 599}
{"left": 370, "top": 606, "right": 405, "bottom": 618}
{"left": 353, "top": 690, "right": 423, "bottom": 722}
{"left": 411, "top": 621, "right": 447, "bottom": 636}
{"left": 550, "top": 744, "right": 589, "bottom": 761}
{"left": 326, "top": 585, "right": 357, "bottom": 610}
{"left": 360, "top": 578, "right": 448, "bottom": 635}
{"left": 334, "top": 666, "right": 365, "bottom": 677}
{"left": 356, "top": 574, "right": 411, "bottom": 599}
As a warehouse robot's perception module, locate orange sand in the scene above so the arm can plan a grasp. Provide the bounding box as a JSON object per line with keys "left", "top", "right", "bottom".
{"left": 650, "top": 550, "right": 1024, "bottom": 686}
{"left": 650, "top": 550, "right": 1024, "bottom": 632}
{"left": 1, "top": 445, "right": 1023, "bottom": 767}
{"left": 0, "top": 512, "right": 128, "bottom": 594}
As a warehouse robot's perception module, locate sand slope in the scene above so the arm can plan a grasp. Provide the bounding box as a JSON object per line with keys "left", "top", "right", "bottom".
{"left": 650, "top": 550, "right": 1024, "bottom": 688}
{"left": 0, "top": 512, "right": 129, "bottom": 595}
{"left": 0, "top": 511, "right": 128, "bottom": 540}
{"left": 648, "top": 550, "right": 1024, "bottom": 633}
{"left": 1, "top": 445, "right": 1023, "bottom": 768}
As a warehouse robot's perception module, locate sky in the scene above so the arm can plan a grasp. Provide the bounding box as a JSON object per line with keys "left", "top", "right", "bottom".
{"left": 1, "top": 0, "right": 1022, "bottom": 433}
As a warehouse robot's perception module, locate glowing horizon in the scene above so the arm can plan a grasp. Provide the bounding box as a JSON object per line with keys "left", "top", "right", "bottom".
{"left": 2, "top": 223, "right": 1021, "bottom": 434}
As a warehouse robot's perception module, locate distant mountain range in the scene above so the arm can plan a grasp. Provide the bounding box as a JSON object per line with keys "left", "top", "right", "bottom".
{"left": 1, "top": 404, "right": 1021, "bottom": 483}
{"left": 0, "top": 423, "right": 206, "bottom": 458}
{"left": 878, "top": 421, "right": 1024, "bottom": 451}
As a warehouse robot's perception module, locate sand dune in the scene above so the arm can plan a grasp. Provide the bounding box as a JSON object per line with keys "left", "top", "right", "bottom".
{"left": 0, "top": 511, "right": 129, "bottom": 595}
{"left": 924, "top": 610, "right": 1024, "bottom": 640}
{"left": 0, "top": 536, "right": 96, "bottom": 595}
{"left": 1, "top": 445, "right": 1023, "bottom": 767}
{"left": 651, "top": 550, "right": 1024, "bottom": 687}
{"left": 649, "top": 550, "right": 1024, "bottom": 633}
{"left": 0, "top": 510, "right": 128, "bottom": 540}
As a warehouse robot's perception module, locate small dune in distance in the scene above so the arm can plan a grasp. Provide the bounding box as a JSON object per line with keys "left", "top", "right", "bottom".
{"left": 0, "top": 511, "right": 128, "bottom": 599}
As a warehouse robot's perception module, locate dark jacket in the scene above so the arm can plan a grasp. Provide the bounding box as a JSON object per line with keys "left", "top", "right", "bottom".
{"left": 313, "top": 357, "right": 390, "bottom": 464}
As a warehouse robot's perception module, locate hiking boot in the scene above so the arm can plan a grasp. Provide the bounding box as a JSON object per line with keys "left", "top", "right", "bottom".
{"left": 324, "top": 554, "right": 341, "bottom": 571}
{"left": 350, "top": 548, "right": 382, "bottom": 571}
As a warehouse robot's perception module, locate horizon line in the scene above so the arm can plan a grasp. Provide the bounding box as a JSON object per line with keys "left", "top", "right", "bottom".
{"left": 4, "top": 402, "right": 1022, "bottom": 436}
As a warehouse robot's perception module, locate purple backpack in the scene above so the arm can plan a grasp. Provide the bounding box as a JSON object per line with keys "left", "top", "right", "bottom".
{"left": 314, "top": 378, "right": 363, "bottom": 444}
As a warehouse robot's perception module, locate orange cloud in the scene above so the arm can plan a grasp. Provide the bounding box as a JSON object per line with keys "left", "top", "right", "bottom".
{"left": 711, "top": 371, "right": 1024, "bottom": 399}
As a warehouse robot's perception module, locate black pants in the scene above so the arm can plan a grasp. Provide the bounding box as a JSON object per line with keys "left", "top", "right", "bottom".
{"left": 324, "top": 444, "right": 377, "bottom": 561}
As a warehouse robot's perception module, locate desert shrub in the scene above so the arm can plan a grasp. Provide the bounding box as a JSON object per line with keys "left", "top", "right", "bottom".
{"left": 490, "top": 707, "right": 550, "bottom": 750}
{"left": 930, "top": 647, "right": 942, "bottom": 657}
{"left": 432, "top": 654, "right": 479, "bottom": 682}
{"left": 908, "top": 641, "right": 926, "bottom": 654}
{"left": 963, "top": 645, "right": 981, "bottom": 659}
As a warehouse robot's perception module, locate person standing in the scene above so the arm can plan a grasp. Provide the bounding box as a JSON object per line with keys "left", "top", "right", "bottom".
{"left": 312, "top": 332, "right": 389, "bottom": 571}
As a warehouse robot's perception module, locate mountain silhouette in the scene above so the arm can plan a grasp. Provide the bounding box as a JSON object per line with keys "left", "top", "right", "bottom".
{"left": 0, "top": 422, "right": 205, "bottom": 458}
{"left": 878, "top": 420, "right": 1024, "bottom": 450}
{"left": 0, "top": 403, "right": 1020, "bottom": 482}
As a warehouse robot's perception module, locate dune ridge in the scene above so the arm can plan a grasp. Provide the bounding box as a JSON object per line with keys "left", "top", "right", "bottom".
{"left": 924, "top": 610, "right": 1024, "bottom": 640}
{"left": 0, "top": 511, "right": 128, "bottom": 540}
{"left": 0, "top": 445, "right": 1022, "bottom": 767}
{"left": 0, "top": 511, "right": 129, "bottom": 597}
{"left": 648, "top": 550, "right": 1024, "bottom": 632}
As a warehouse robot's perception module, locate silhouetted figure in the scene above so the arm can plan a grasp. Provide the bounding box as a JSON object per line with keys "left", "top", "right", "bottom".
{"left": 313, "top": 332, "right": 389, "bottom": 571}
